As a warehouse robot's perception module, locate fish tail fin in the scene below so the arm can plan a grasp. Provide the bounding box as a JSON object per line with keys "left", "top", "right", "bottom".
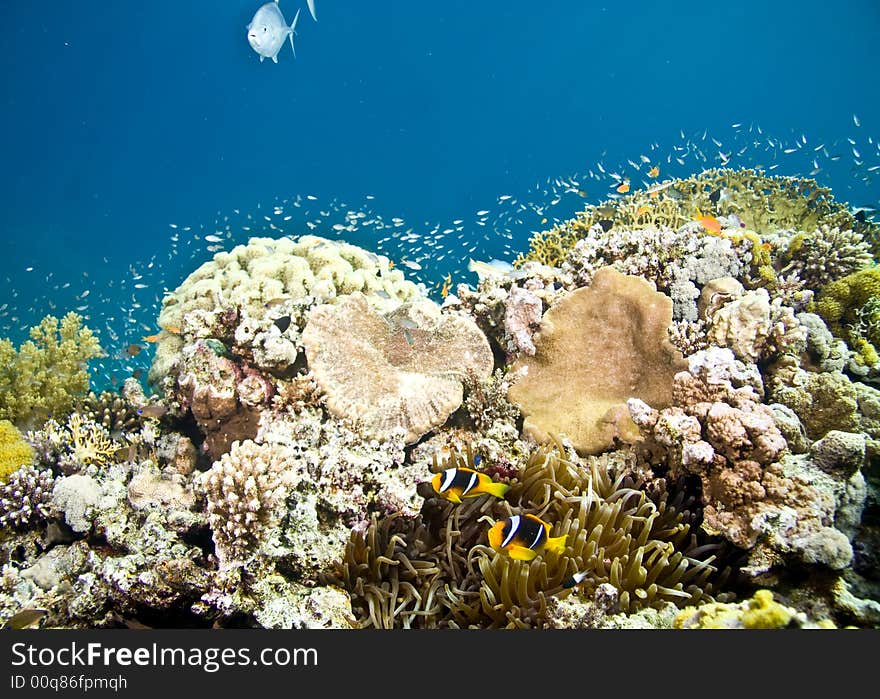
{"left": 289, "top": 7, "right": 301, "bottom": 57}
{"left": 483, "top": 482, "right": 511, "bottom": 500}
{"left": 546, "top": 534, "right": 568, "bottom": 556}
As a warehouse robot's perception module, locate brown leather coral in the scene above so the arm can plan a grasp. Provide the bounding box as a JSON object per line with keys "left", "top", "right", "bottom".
{"left": 508, "top": 266, "right": 685, "bottom": 455}
{"left": 302, "top": 293, "right": 494, "bottom": 443}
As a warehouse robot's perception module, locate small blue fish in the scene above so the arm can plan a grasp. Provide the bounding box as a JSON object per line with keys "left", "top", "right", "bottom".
{"left": 247, "top": 1, "right": 301, "bottom": 63}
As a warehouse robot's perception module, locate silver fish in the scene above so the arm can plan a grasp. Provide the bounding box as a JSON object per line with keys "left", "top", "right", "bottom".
{"left": 307, "top": 0, "right": 317, "bottom": 22}
{"left": 247, "top": 1, "right": 301, "bottom": 63}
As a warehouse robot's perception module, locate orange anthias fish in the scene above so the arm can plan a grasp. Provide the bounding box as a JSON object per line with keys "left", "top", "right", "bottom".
{"left": 695, "top": 208, "right": 722, "bottom": 234}
{"left": 141, "top": 333, "right": 161, "bottom": 343}
{"left": 635, "top": 205, "right": 651, "bottom": 218}
{"left": 647, "top": 165, "right": 660, "bottom": 178}
{"left": 616, "top": 180, "right": 630, "bottom": 194}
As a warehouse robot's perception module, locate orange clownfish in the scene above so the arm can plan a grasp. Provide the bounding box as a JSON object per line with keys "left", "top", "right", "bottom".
{"left": 616, "top": 180, "right": 630, "bottom": 194}
{"left": 487, "top": 513, "right": 567, "bottom": 561}
{"left": 431, "top": 466, "right": 510, "bottom": 504}
{"left": 647, "top": 165, "right": 660, "bottom": 178}
{"left": 695, "top": 208, "right": 722, "bottom": 234}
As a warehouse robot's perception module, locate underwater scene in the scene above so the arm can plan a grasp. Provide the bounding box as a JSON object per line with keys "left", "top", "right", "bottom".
{"left": 1, "top": 0, "right": 879, "bottom": 630}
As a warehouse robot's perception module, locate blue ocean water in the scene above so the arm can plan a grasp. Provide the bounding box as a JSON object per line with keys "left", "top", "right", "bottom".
{"left": 1, "top": 0, "right": 879, "bottom": 388}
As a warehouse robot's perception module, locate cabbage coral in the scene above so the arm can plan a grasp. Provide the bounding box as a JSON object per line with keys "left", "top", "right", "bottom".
{"left": 0, "top": 312, "right": 103, "bottom": 428}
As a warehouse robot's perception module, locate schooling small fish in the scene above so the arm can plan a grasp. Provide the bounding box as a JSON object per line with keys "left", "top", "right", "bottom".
{"left": 247, "top": 1, "right": 301, "bottom": 63}
{"left": 430, "top": 466, "right": 510, "bottom": 504}
{"left": 487, "top": 513, "right": 567, "bottom": 561}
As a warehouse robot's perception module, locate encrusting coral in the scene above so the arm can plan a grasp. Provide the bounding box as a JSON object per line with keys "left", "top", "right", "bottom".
{"left": 0, "top": 312, "right": 103, "bottom": 428}
{"left": 674, "top": 588, "right": 835, "bottom": 628}
{"left": 508, "top": 266, "right": 686, "bottom": 455}
{"left": 302, "top": 293, "right": 494, "bottom": 443}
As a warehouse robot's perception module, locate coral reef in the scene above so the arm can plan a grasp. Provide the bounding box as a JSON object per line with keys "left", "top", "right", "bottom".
{"left": 518, "top": 169, "right": 869, "bottom": 269}
{"left": 2, "top": 169, "right": 879, "bottom": 631}
{"left": 302, "top": 293, "right": 493, "bottom": 443}
{"left": 0, "top": 313, "right": 103, "bottom": 428}
{"left": 332, "top": 441, "right": 727, "bottom": 628}
{"left": 508, "top": 267, "right": 686, "bottom": 455}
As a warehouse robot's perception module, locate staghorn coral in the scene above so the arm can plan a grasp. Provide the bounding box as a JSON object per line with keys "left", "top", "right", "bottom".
{"left": 197, "top": 439, "right": 295, "bottom": 569}
{"left": 332, "top": 441, "right": 727, "bottom": 628}
{"left": 0, "top": 312, "right": 103, "bottom": 428}
{"left": 0, "top": 420, "right": 34, "bottom": 483}
{"left": 508, "top": 267, "right": 686, "bottom": 455}
{"left": 302, "top": 293, "right": 494, "bottom": 443}
{"left": 0, "top": 465, "right": 55, "bottom": 528}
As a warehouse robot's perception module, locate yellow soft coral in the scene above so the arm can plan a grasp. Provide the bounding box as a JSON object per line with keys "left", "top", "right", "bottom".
{"left": 0, "top": 312, "right": 103, "bottom": 428}
{"left": 0, "top": 419, "right": 35, "bottom": 483}
{"left": 65, "top": 413, "right": 118, "bottom": 467}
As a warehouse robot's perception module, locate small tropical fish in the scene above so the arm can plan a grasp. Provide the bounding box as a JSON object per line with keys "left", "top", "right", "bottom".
{"left": 273, "top": 315, "right": 292, "bottom": 333}
{"left": 468, "top": 258, "right": 514, "bottom": 280}
{"left": 137, "top": 404, "right": 168, "bottom": 420}
{"left": 695, "top": 208, "right": 722, "bottom": 234}
{"left": 647, "top": 165, "right": 659, "bottom": 178}
{"left": 141, "top": 333, "right": 160, "bottom": 343}
{"left": 204, "top": 338, "right": 232, "bottom": 358}
{"left": 488, "top": 513, "right": 567, "bottom": 561}
{"left": 635, "top": 205, "right": 650, "bottom": 217}
{"left": 440, "top": 273, "right": 452, "bottom": 299}
{"left": 247, "top": 2, "right": 301, "bottom": 63}
{"left": 125, "top": 343, "right": 142, "bottom": 357}
{"left": 430, "top": 466, "right": 510, "bottom": 504}
{"left": 616, "top": 180, "right": 630, "bottom": 194}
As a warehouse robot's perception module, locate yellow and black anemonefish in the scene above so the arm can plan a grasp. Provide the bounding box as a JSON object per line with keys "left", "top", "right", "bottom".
{"left": 487, "top": 513, "right": 567, "bottom": 561}
{"left": 430, "top": 466, "right": 510, "bottom": 504}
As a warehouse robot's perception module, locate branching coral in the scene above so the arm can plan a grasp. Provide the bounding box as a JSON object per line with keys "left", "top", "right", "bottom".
{"left": 26, "top": 413, "right": 122, "bottom": 475}
{"left": 0, "top": 465, "right": 55, "bottom": 528}
{"left": 0, "top": 312, "right": 103, "bottom": 427}
{"left": 517, "top": 168, "right": 869, "bottom": 268}
{"left": 780, "top": 224, "right": 873, "bottom": 291}
{"left": 198, "top": 439, "right": 295, "bottom": 569}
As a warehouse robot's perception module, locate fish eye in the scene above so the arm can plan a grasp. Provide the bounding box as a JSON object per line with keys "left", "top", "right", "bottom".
{"left": 263, "top": 26, "right": 268, "bottom": 32}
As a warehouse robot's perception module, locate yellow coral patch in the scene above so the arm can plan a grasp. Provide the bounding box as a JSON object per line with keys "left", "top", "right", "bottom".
{"left": 0, "top": 419, "right": 35, "bottom": 483}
